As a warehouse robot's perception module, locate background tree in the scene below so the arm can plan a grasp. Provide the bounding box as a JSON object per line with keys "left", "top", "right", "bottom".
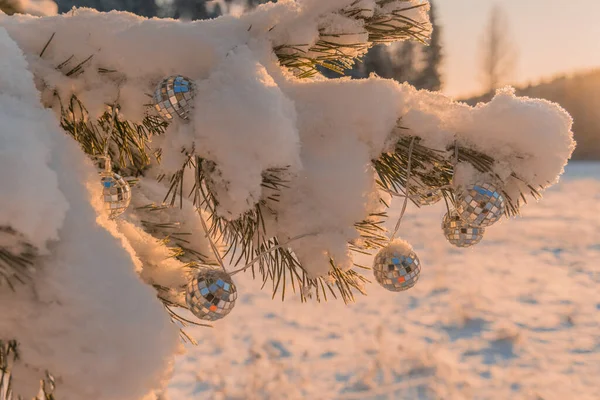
{"left": 56, "top": 0, "right": 159, "bottom": 17}
{"left": 413, "top": 0, "right": 442, "bottom": 91}
{"left": 479, "top": 4, "right": 518, "bottom": 93}
{"left": 55, "top": 0, "right": 239, "bottom": 20}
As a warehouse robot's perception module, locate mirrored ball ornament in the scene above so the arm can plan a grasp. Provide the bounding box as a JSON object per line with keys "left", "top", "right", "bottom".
{"left": 442, "top": 211, "right": 485, "bottom": 248}
{"left": 153, "top": 75, "right": 196, "bottom": 121}
{"left": 373, "top": 243, "right": 421, "bottom": 292}
{"left": 186, "top": 268, "right": 237, "bottom": 321}
{"left": 455, "top": 182, "right": 505, "bottom": 227}
{"left": 101, "top": 172, "right": 131, "bottom": 219}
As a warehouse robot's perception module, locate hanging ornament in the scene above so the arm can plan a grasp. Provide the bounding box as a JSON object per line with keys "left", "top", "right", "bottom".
{"left": 100, "top": 157, "right": 131, "bottom": 219}
{"left": 153, "top": 75, "right": 196, "bottom": 121}
{"left": 373, "top": 240, "right": 421, "bottom": 292}
{"left": 455, "top": 182, "right": 505, "bottom": 227}
{"left": 442, "top": 211, "right": 485, "bottom": 248}
{"left": 186, "top": 268, "right": 237, "bottom": 321}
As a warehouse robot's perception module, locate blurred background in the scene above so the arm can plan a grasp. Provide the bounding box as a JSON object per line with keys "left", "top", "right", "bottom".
{"left": 2, "top": 1, "right": 598, "bottom": 398}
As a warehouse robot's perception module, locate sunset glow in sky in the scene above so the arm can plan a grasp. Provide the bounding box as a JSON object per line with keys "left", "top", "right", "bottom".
{"left": 436, "top": 0, "right": 600, "bottom": 98}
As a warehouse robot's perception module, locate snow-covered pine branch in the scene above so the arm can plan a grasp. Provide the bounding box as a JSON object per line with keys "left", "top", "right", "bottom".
{"left": 0, "top": 0, "right": 575, "bottom": 398}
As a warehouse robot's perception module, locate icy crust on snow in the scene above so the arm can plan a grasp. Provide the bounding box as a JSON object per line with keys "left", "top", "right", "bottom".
{"left": 0, "top": 1, "right": 574, "bottom": 280}
{"left": 0, "top": 28, "right": 180, "bottom": 400}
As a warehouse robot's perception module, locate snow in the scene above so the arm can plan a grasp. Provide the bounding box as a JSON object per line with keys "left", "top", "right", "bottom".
{"left": 191, "top": 44, "right": 301, "bottom": 219}
{"left": 0, "top": 27, "right": 67, "bottom": 253}
{"left": 19, "top": 0, "right": 57, "bottom": 16}
{"left": 0, "top": 27, "right": 180, "bottom": 400}
{"left": 0, "top": 1, "right": 579, "bottom": 398}
{"left": 168, "top": 163, "right": 600, "bottom": 399}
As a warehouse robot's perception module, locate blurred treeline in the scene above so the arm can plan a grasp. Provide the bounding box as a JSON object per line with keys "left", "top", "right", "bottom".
{"left": 54, "top": 0, "right": 242, "bottom": 19}
{"left": 464, "top": 70, "right": 600, "bottom": 160}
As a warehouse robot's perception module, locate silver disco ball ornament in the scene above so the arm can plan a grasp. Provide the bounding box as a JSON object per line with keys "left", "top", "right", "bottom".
{"left": 442, "top": 211, "right": 485, "bottom": 248}
{"left": 455, "top": 182, "right": 505, "bottom": 227}
{"left": 101, "top": 172, "right": 131, "bottom": 219}
{"left": 186, "top": 268, "right": 237, "bottom": 321}
{"left": 153, "top": 75, "right": 196, "bottom": 121}
{"left": 373, "top": 241, "right": 421, "bottom": 292}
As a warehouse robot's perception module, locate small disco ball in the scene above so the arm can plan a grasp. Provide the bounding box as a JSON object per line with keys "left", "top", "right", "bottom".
{"left": 186, "top": 268, "right": 237, "bottom": 321}
{"left": 455, "top": 182, "right": 505, "bottom": 227}
{"left": 153, "top": 75, "right": 196, "bottom": 121}
{"left": 373, "top": 243, "right": 421, "bottom": 292}
{"left": 442, "top": 211, "right": 485, "bottom": 248}
{"left": 416, "top": 189, "right": 443, "bottom": 206}
{"left": 101, "top": 172, "right": 131, "bottom": 219}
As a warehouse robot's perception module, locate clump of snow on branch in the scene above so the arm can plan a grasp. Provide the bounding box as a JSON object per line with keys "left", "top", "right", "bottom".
{"left": 19, "top": 0, "right": 56, "bottom": 16}
{"left": 272, "top": 77, "right": 406, "bottom": 273}
{"left": 0, "top": 27, "right": 67, "bottom": 252}
{"left": 464, "top": 88, "right": 576, "bottom": 196}
{"left": 0, "top": 27, "right": 180, "bottom": 400}
{"left": 400, "top": 86, "right": 575, "bottom": 202}
{"left": 191, "top": 45, "right": 301, "bottom": 219}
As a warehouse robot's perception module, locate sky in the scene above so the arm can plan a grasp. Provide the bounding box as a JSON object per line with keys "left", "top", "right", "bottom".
{"left": 436, "top": 0, "right": 600, "bottom": 98}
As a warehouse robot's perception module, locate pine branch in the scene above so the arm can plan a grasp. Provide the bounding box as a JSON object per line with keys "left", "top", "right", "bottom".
{"left": 56, "top": 94, "right": 166, "bottom": 175}
{"left": 373, "top": 134, "right": 541, "bottom": 217}
{"left": 1, "top": 341, "right": 55, "bottom": 400}
{"left": 0, "top": 227, "right": 38, "bottom": 290}
{"left": 192, "top": 158, "right": 370, "bottom": 304}
{"left": 275, "top": 1, "right": 430, "bottom": 78}
{"left": 353, "top": 212, "right": 389, "bottom": 252}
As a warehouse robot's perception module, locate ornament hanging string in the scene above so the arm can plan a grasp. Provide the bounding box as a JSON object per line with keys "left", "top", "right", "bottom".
{"left": 382, "top": 185, "right": 453, "bottom": 200}
{"left": 193, "top": 164, "right": 228, "bottom": 273}
{"left": 454, "top": 141, "right": 459, "bottom": 166}
{"left": 101, "top": 86, "right": 122, "bottom": 171}
{"left": 390, "top": 137, "right": 416, "bottom": 242}
{"left": 442, "top": 139, "right": 460, "bottom": 215}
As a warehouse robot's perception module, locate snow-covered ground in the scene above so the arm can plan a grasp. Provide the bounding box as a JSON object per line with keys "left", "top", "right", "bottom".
{"left": 169, "top": 162, "right": 600, "bottom": 400}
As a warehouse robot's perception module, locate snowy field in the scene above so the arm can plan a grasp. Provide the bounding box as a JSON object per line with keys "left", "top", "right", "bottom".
{"left": 168, "top": 162, "right": 600, "bottom": 400}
